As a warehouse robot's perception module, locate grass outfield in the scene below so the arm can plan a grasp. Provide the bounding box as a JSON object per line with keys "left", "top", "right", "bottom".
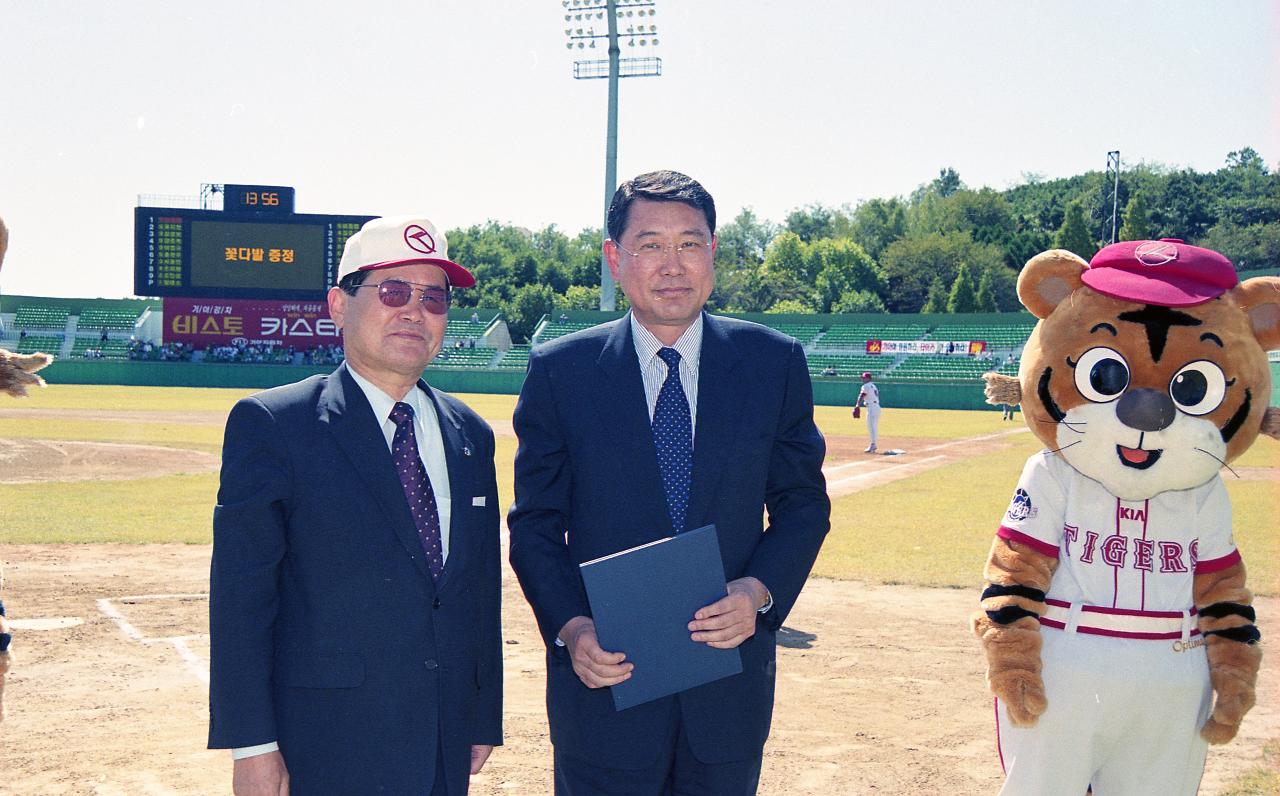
{"left": 1, "top": 385, "right": 1276, "bottom": 594}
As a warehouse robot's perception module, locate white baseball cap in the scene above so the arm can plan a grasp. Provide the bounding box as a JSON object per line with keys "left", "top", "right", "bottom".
{"left": 336, "top": 216, "right": 476, "bottom": 288}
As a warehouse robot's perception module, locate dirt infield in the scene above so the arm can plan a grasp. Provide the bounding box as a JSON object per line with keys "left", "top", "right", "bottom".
{"left": 0, "top": 544, "right": 1274, "bottom": 795}
{"left": 0, "top": 438, "right": 219, "bottom": 484}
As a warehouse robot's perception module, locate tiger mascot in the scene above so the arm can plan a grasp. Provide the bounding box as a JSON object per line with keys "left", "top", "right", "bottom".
{"left": 974, "top": 239, "right": 1279, "bottom": 794}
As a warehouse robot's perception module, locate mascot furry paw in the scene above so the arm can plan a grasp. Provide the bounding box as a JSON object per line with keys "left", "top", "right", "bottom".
{"left": 0, "top": 214, "right": 44, "bottom": 720}
{"left": 975, "top": 240, "right": 1278, "bottom": 794}
{"left": 0, "top": 349, "right": 52, "bottom": 398}
{"left": 1, "top": 214, "right": 54, "bottom": 398}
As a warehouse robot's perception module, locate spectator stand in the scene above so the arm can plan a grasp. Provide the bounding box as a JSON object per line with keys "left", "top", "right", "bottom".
{"left": 925, "top": 322, "right": 1035, "bottom": 350}
{"left": 0, "top": 294, "right": 158, "bottom": 359}
{"left": 72, "top": 306, "right": 144, "bottom": 360}
{"left": 813, "top": 322, "right": 928, "bottom": 350}
{"left": 9, "top": 304, "right": 70, "bottom": 356}
{"left": 495, "top": 344, "right": 532, "bottom": 370}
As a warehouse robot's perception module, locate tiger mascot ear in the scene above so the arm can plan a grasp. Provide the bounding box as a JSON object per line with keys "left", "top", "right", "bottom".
{"left": 1017, "top": 249, "right": 1087, "bottom": 319}
{"left": 1237, "top": 276, "right": 1280, "bottom": 351}
{"left": 983, "top": 250, "right": 1090, "bottom": 407}
{"left": 1237, "top": 276, "right": 1280, "bottom": 440}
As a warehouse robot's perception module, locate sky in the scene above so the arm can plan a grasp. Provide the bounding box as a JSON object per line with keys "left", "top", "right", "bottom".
{"left": 0, "top": 0, "right": 1276, "bottom": 299}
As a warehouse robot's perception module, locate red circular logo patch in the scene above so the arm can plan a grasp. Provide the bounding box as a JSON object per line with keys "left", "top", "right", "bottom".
{"left": 404, "top": 224, "right": 437, "bottom": 255}
{"left": 1134, "top": 241, "right": 1178, "bottom": 267}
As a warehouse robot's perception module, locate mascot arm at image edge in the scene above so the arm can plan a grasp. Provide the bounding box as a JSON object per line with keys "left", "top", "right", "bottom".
{"left": 0, "top": 218, "right": 55, "bottom": 398}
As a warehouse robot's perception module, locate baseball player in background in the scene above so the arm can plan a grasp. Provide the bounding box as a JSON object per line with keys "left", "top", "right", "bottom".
{"left": 856, "top": 371, "right": 881, "bottom": 453}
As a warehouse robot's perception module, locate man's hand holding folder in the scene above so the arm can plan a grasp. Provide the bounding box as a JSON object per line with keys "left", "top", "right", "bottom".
{"left": 687, "top": 576, "right": 771, "bottom": 649}
{"left": 558, "top": 616, "right": 634, "bottom": 689}
{"left": 560, "top": 574, "right": 769, "bottom": 690}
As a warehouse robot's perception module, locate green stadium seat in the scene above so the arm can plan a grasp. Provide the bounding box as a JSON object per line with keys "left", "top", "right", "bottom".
{"left": 430, "top": 346, "right": 498, "bottom": 368}
{"left": 14, "top": 306, "right": 70, "bottom": 330}
{"left": 885, "top": 355, "right": 1005, "bottom": 381}
{"left": 806, "top": 352, "right": 893, "bottom": 378}
{"left": 765, "top": 323, "right": 824, "bottom": 345}
{"left": 16, "top": 334, "right": 63, "bottom": 354}
{"left": 495, "top": 345, "right": 532, "bottom": 369}
{"left": 71, "top": 337, "right": 131, "bottom": 359}
{"left": 537, "top": 321, "right": 597, "bottom": 342}
{"left": 927, "top": 324, "right": 1035, "bottom": 349}
{"left": 815, "top": 323, "right": 928, "bottom": 349}
{"left": 77, "top": 308, "right": 142, "bottom": 331}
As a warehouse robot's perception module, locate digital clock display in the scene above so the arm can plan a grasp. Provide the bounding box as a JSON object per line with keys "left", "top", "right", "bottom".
{"left": 224, "top": 184, "right": 296, "bottom": 214}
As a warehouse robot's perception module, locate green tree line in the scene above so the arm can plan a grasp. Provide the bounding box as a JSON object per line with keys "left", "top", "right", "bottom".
{"left": 448, "top": 148, "right": 1279, "bottom": 341}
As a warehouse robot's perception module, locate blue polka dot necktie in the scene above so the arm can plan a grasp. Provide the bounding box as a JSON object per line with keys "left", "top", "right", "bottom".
{"left": 652, "top": 347, "right": 693, "bottom": 533}
{"left": 389, "top": 402, "right": 444, "bottom": 579}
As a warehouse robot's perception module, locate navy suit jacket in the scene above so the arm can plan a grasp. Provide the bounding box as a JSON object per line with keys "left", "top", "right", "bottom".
{"left": 208, "top": 363, "right": 502, "bottom": 794}
{"left": 508, "top": 313, "right": 830, "bottom": 769}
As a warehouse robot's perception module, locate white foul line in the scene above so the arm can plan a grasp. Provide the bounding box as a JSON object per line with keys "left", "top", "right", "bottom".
{"left": 827, "top": 455, "right": 945, "bottom": 490}
{"left": 97, "top": 593, "right": 210, "bottom": 685}
{"left": 96, "top": 597, "right": 147, "bottom": 643}
{"left": 169, "top": 637, "right": 210, "bottom": 685}
{"left": 913, "top": 427, "right": 1030, "bottom": 453}
{"left": 822, "top": 427, "right": 1029, "bottom": 479}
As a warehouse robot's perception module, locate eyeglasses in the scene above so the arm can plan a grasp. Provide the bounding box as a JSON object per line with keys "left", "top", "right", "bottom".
{"left": 354, "top": 279, "right": 452, "bottom": 314}
{"left": 611, "top": 238, "right": 713, "bottom": 264}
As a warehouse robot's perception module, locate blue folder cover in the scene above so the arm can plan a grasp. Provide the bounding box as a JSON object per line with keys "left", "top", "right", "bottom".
{"left": 579, "top": 524, "right": 743, "bottom": 711}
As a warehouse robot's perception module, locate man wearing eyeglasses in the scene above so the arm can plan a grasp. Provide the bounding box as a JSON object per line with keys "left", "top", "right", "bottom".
{"left": 209, "top": 216, "right": 502, "bottom": 795}
{"left": 509, "top": 171, "right": 830, "bottom": 794}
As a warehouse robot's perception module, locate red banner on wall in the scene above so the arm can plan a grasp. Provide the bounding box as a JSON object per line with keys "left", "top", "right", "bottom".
{"left": 865, "top": 339, "right": 988, "bottom": 355}
{"left": 163, "top": 298, "right": 340, "bottom": 347}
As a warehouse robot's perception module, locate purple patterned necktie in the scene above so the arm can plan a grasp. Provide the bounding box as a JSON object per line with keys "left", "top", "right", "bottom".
{"left": 389, "top": 401, "right": 444, "bottom": 579}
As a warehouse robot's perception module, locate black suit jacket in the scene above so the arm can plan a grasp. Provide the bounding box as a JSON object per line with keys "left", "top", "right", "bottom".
{"left": 508, "top": 313, "right": 829, "bottom": 769}
{"left": 208, "top": 363, "right": 502, "bottom": 794}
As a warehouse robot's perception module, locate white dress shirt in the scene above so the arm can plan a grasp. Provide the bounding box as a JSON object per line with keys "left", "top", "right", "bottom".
{"left": 630, "top": 312, "right": 701, "bottom": 434}
{"left": 232, "top": 367, "right": 453, "bottom": 761}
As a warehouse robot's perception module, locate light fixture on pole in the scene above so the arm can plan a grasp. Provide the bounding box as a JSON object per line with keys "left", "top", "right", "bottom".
{"left": 562, "top": 0, "right": 661, "bottom": 311}
{"left": 1105, "top": 150, "right": 1121, "bottom": 244}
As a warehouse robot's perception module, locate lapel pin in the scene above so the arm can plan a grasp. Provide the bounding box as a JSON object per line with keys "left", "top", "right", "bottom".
{"left": 463, "top": 446, "right": 472, "bottom": 457}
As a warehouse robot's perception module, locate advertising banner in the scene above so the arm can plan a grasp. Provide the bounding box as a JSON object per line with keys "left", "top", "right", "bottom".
{"left": 163, "top": 297, "right": 339, "bottom": 347}
{"left": 866, "top": 339, "right": 988, "bottom": 355}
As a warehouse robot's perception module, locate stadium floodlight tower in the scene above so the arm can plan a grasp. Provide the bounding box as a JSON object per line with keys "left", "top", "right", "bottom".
{"left": 562, "top": 0, "right": 662, "bottom": 310}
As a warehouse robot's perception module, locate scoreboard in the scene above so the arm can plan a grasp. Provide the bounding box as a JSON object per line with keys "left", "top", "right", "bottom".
{"left": 134, "top": 184, "right": 376, "bottom": 299}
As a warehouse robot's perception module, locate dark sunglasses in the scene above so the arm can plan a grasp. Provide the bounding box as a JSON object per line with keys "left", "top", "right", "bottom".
{"left": 355, "top": 279, "right": 452, "bottom": 314}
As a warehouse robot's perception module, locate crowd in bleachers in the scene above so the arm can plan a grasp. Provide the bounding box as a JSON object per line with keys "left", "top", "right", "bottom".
{"left": 126, "top": 339, "right": 346, "bottom": 366}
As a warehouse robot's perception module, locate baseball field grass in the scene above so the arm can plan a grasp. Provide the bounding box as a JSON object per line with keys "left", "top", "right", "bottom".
{"left": 1, "top": 385, "right": 1276, "bottom": 595}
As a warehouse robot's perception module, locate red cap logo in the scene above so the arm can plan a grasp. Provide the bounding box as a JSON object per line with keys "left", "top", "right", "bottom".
{"left": 1134, "top": 241, "right": 1178, "bottom": 267}
{"left": 404, "top": 224, "right": 437, "bottom": 255}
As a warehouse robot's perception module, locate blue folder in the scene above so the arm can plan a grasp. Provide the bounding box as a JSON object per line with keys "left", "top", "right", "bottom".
{"left": 579, "top": 524, "right": 744, "bottom": 711}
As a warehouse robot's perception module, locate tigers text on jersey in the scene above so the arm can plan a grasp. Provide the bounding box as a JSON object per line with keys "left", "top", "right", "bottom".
{"left": 997, "top": 450, "right": 1238, "bottom": 613}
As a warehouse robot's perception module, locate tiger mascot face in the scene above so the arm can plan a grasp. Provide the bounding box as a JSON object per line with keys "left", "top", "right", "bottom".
{"left": 1011, "top": 241, "right": 1280, "bottom": 500}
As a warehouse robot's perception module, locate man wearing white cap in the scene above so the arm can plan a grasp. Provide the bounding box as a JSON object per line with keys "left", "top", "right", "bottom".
{"left": 209, "top": 217, "right": 503, "bottom": 795}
